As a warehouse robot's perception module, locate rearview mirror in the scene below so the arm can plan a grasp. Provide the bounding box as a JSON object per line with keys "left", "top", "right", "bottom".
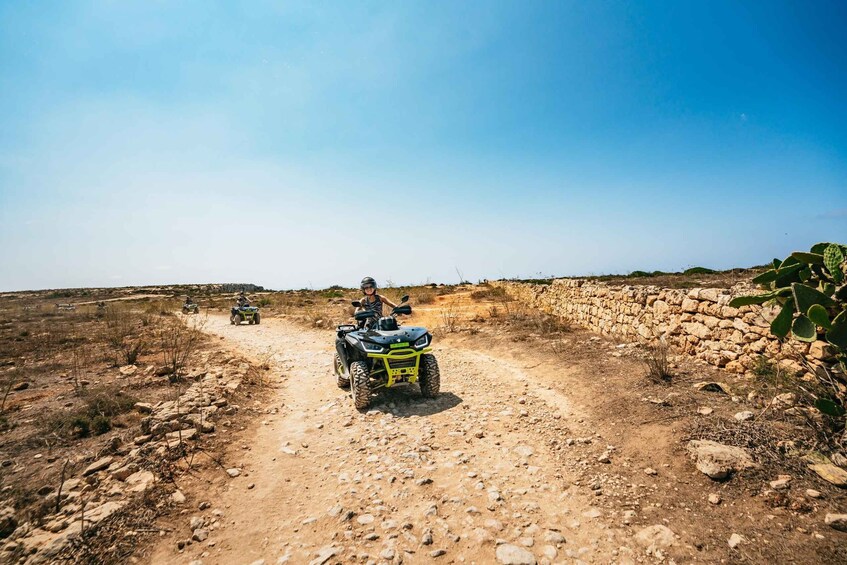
{"left": 401, "top": 295, "right": 409, "bottom": 303}
{"left": 351, "top": 300, "right": 362, "bottom": 308}
{"left": 393, "top": 305, "right": 412, "bottom": 316}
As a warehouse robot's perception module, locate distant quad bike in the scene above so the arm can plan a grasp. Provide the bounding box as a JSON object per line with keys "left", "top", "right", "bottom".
{"left": 333, "top": 295, "right": 440, "bottom": 411}
{"left": 231, "top": 305, "right": 260, "bottom": 325}
{"left": 182, "top": 303, "right": 200, "bottom": 314}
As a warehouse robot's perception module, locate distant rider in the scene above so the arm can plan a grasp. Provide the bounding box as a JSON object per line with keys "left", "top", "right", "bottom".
{"left": 236, "top": 291, "right": 251, "bottom": 308}
{"left": 355, "top": 277, "right": 397, "bottom": 317}
{"left": 185, "top": 296, "right": 193, "bottom": 306}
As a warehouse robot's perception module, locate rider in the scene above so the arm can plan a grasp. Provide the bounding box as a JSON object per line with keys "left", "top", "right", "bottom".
{"left": 236, "top": 291, "right": 251, "bottom": 308}
{"left": 355, "top": 277, "right": 397, "bottom": 317}
{"left": 184, "top": 295, "right": 193, "bottom": 306}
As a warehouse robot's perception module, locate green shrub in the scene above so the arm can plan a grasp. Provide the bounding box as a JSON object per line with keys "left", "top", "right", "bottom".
{"left": 684, "top": 266, "right": 716, "bottom": 275}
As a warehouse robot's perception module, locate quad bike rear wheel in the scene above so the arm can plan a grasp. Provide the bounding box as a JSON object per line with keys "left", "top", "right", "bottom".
{"left": 418, "top": 354, "right": 441, "bottom": 398}
{"left": 334, "top": 353, "right": 350, "bottom": 389}
{"left": 350, "top": 361, "right": 371, "bottom": 411}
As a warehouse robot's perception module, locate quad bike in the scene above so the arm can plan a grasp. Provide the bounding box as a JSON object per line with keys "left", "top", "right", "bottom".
{"left": 182, "top": 303, "right": 200, "bottom": 314}
{"left": 333, "top": 295, "right": 440, "bottom": 411}
{"left": 231, "top": 305, "right": 260, "bottom": 325}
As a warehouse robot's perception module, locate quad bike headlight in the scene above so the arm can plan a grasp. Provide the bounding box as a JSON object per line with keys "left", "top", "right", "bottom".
{"left": 414, "top": 334, "right": 430, "bottom": 349}
{"left": 362, "top": 341, "right": 386, "bottom": 353}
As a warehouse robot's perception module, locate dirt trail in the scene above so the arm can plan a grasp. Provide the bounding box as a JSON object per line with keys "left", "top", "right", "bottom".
{"left": 149, "top": 315, "right": 632, "bottom": 565}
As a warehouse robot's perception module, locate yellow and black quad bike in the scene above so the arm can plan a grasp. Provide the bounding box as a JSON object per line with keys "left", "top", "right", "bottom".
{"left": 333, "top": 295, "right": 440, "bottom": 411}
{"left": 230, "top": 305, "right": 260, "bottom": 325}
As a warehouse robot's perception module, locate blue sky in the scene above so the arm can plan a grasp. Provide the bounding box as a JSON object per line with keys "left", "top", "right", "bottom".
{"left": 1, "top": 1, "right": 845, "bottom": 291}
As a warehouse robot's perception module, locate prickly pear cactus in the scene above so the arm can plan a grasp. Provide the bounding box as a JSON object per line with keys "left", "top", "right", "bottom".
{"left": 730, "top": 242, "right": 847, "bottom": 420}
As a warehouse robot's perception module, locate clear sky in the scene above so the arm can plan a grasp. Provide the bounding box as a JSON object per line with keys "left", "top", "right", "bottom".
{"left": 1, "top": 1, "right": 845, "bottom": 291}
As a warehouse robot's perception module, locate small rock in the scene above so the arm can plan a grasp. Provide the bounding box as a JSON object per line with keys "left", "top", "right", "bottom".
{"left": 12, "top": 382, "right": 29, "bottom": 391}
{"left": 644, "top": 467, "right": 657, "bottom": 476}
{"left": 635, "top": 525, "right": 676, "bottom": 551}
{"left": 708, "top": 493, "right": 721, "bottom": 505}
{"left": 806, "top": 489, "right": 822, "bottom": 499}
{"left": 171, "top": 490, "right": 186, "bottom": 504}
{"left": 686, "top": 440, "right": 756, "bottom": 480}
{"left": 774, "top": 392, "right": 796, "bottom": 407}
{"left": 357, "top": 514, "right": 375, "bottom": 525}
{"left": 597, "top": 453, "right": 611, "bottom": 464}
{"left": 134, "top": 402, "right": 153, "bottom": 414}
{"left": 226, "top": 468, "right": 241, "bottom": 478}
{"left": 309, "top": 545, "right": 340, "bottom": 565}
{"left": 728, "top": 533, "right": 744, "bottom": 549}
{"left": 734, "top": 411, "right": 754, "bottom": 422}
{"left": 192, "top": 528, "right": 209, "bottom": 542}
{"left": 769, "top": 475, "right": 792, "bottom": 490}
{"left": 310, "top": 545, "right": 341, "bottom": 565}
{"left": 825, "top": 514, "right": 847, "bottom": 532}
{"left": 519, "top": 537, "right": 534, "bottom": 547}
{"left": 430, "top": 549, "right": 447, "bottom": 557}
{"left": 697, "top": 406, "right": 713, "bottom": 415}
{"left": 82, "top": 456, "right": 113, "bottom": 476}
{"left": 809, "top": 464, "right": 847, "bottom": 487}
{"left": 380, "top": 548, "right": 395, "bottom": 560}
{"left": 495, "top": 543, "right": 537, "bottom": 565}
{"left": 422, "top": 529, "right": 433, "bottom": 545}
{"left": 543, "top": 531, "right": 565, "bottom": 544}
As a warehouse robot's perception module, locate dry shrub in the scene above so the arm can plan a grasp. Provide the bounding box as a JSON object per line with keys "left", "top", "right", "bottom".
{"left": 102, "top": 306, "right": 146, "bottom": 366}
{"left": 159, "top": 316, "right": 205, "bottom": 381}
{"left": 46, "top": 385, "right": 137, "bottom": 438}
{"left": 413, "top": 287, "right": 437, "bottom": 305}
{"left": 643, "top": 339, "right": 674, "bottom": 383}
{"left": 440, "top": 300, "right": 460, "bottom": 333}
{"left": 470, "top": 286, "right": 509, "bottom": 301}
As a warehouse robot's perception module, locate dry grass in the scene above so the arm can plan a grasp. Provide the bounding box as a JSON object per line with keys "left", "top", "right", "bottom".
{"left": 643, "top": 339, "right": 674, "bottom": 383}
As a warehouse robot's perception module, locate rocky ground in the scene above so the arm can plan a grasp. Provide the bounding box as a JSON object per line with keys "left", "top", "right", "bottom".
{"left": 136, "top": 312, "right": 847, "bottom": 565}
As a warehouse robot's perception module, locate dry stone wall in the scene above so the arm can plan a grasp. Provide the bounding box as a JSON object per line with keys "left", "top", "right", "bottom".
{"left": 492, "top": 279, "right": 826, "bottom": 374}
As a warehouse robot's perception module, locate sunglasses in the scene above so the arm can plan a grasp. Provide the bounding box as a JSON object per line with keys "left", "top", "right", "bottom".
{"left": 363, "top": 285, "right": 375, "bottom": 290}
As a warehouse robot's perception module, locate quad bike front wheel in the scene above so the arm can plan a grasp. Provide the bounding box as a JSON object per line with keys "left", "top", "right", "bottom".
{"left": 350, "top": 361, "right": 372, "bottom": 411}
{"left": 255, "top": 312, "right": 261, "bottom": 325}
{"left": 231, "top": 313, "right": 242, "bottom": 325}
{"left": 182, "top": 307, "right": 189, "bottom": 314}
{"left": 418, "top": 353, "right": 441, "bottom": 398}
{"left": 193, "top": 307, "right": 200, "bottom": 314}
{"left": 334, "top": 353, "right": 350, "bottom": 389}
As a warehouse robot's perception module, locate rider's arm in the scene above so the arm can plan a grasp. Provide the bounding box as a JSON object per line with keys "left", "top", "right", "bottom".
{"left": 381, "top": 295, "right": 398, "bottom": 310}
